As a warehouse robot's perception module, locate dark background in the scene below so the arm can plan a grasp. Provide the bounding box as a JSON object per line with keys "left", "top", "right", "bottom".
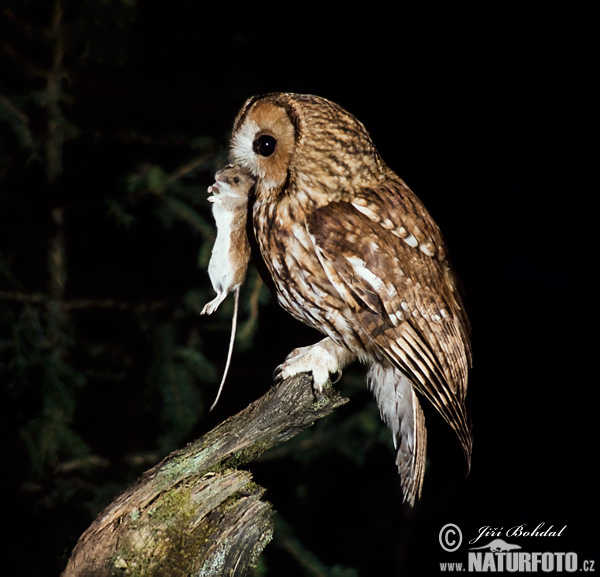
{"left": 1, "top": 2, "right": 598, "bottom": 575}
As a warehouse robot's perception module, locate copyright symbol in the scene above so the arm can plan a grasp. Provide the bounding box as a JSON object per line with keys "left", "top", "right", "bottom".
{"left": 439, "top": 523, "right": 462, "bottom": 552}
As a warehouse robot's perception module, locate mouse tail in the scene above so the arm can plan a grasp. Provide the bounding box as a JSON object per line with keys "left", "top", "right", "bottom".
{"left": 209, "top": 288, "right": 239, "bottom": 412}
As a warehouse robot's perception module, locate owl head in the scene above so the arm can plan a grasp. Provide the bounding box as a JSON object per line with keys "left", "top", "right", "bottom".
{"left": 229, "top": 93, "right": 386, "bottom": 203}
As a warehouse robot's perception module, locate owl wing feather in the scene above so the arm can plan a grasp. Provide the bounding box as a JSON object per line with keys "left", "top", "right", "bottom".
{"left": 305, "top": 179, "right": 472, "bottom": 462}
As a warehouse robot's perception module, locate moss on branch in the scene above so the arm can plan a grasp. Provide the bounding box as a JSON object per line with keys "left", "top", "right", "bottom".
{"left": 62, "top": 374, "right": 348, "bottom": 577}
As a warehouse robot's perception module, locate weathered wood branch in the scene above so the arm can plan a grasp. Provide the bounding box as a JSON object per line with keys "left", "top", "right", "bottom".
{"left": 62, "top": 374, "right": 348, "bottom": 577}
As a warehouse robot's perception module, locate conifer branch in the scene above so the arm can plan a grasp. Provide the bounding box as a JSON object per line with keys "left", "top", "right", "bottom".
{"left": 44, "top": 0, "right": 66, "bottom": 184}
{"left": 168, "top": 151, "right": 214, "bottom": 183}
{"left": 0, "top": 40, "right": 47, "bottom": 78}
{"left": 0, "top": 291, "right": 171, "bottom": 312}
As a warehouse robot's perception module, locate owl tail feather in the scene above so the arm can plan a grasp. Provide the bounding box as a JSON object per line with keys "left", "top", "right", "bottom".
{"left": 367, "top": 364, "right": 427, "bottom": 506}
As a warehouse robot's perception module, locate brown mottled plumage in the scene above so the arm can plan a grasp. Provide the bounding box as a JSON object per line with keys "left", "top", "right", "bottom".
{"left": 230, "top": 93, "right": 472, "bottom": 504}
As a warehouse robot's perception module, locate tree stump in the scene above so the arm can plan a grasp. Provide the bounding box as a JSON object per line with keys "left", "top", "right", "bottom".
{"left": 62, "top": 374, "right": 348, "bottom": 576}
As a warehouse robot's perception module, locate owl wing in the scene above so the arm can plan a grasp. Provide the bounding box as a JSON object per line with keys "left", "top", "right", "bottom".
{"left": 305, "top": 179, "right": 472, "bottom": 460}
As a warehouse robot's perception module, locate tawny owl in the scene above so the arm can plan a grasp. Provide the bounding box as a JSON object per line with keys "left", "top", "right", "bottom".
{"left": 229, "top": 92, "right": 472, "bottom": 505}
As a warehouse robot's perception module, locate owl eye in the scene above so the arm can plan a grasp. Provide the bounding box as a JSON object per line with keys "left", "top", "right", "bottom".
{"left": 253, "top": 134, "right": 277, "bottom": 157}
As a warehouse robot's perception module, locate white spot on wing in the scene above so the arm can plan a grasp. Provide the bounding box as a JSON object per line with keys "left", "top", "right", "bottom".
{"left": 386, "top": 283, "right": 398, "bottom": 299}
{"left": 403, "top": 233, "right": 418, "bottom": 248}
{"left": 351, "top": 202, "right": 380, "bottom": 223}
{"left": 419, "top": 242, "right": 435, "bottom": 257}
{"left": 346, "top": 256, "right": 385, "bottom": 292}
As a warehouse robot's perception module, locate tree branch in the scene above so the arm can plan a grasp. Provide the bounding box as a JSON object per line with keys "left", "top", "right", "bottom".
{"left": 62, "top": 374, "right": 349, "bottom": 577}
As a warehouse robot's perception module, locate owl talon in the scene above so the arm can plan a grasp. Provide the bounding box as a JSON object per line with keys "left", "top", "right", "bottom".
{"left": 275, "top": 340, "right": 351, "bottom": 394}
{"left": 273, "top": 363, "right": 339, "bottom": 392}
{"left": 272, "top": 364, "right": 284, "bottom": 384}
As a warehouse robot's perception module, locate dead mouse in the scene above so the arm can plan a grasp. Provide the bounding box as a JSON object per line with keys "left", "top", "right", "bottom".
{"left": 201, "top": 164, "right": 254, "bottom": 410}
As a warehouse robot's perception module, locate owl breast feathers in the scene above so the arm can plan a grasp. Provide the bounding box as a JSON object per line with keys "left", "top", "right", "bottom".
{"left": 230, "top": 92, "right": 472, "bottom": 505}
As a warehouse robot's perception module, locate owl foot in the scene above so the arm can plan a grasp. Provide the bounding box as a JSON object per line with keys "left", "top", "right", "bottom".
{"left": 274, "top": 338, "right": 355, "bottom": 393}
